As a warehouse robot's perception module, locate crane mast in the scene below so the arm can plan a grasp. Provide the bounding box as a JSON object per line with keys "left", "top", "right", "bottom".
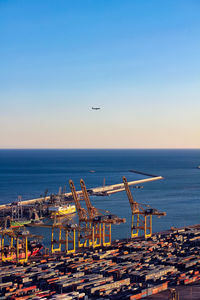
{"left": 123, "top": 176, "right": 139, "bottom": 213}
{"left": 80, "top": 179, "right": 99, "bottom": 220}
{"left": 69, "top": 180, "right": 87, "bottom": 222}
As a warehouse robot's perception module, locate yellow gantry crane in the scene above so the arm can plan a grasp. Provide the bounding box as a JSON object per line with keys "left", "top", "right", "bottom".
{"left": 123, "top": 176, "right": 166, "bottom": 239}
{"left": 80, "top": 179, "right": 126, "bottom": 248}
{"left": 0, "top": 216, "right": 29, "bottom": 263}
{"left": 29, "top": 214, "right": 77, "bottom": 255}
{"left": 47, "top": 211, "right": 77, "bottom": 254}
{"left": 50, "top": 222, "right": 77, "bottom": 255}
{"left": 0, "top": 227, "right": 42, "bottom": 264}
{"left": 69, "top": 179, "right": 91, "bottom": 248}
{"left": 80, "top": 179, "right": 102, "bottom": 247}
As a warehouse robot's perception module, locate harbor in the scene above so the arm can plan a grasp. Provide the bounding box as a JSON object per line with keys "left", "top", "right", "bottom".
{"left": 0, "top": 173, "right": 199, "bottom": 299}
{"left": 0, "top": 174, "right": 165, "bottom": 262}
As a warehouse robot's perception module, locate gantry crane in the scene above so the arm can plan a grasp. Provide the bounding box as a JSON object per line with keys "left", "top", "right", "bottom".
{"left": 123, "top": 176, "right": 166, "bottom": 239}
{"left": 80, "top": 179, "right": 101, "bottom": 247}
{"left": 28, "top": 213, "right": 77, "bottom": 255}
{"left": 69, "top": 179, "right": 91, "bottom": 247}
{"left": 50, "top": 212, "right": 78, "bottom": 254}
{"left": 80, "top": 179, "right": 126, "bottom": 247}
{"left": 50, "top": 220, "right": 77, "bottom": 254}
{"left": 0, "top": 218, "right": 42, "bottom": 264}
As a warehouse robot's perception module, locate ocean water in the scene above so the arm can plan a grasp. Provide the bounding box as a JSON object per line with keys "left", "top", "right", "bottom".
{"left": 0, "top": 149, "right": 199, "bottom": 242}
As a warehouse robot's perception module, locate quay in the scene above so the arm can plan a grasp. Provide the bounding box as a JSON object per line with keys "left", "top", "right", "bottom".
{"left": 0, "top": 224, "right": 200, "bottom": 299}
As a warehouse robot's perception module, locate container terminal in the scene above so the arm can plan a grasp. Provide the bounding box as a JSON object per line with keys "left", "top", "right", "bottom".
{"left": 0, "top": 225, "right": 200, "bottom": 299}
{"left": 0, "top": 173, "right": 199, "bottom": 299}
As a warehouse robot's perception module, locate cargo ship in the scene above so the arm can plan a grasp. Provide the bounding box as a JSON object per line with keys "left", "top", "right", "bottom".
{"left": 49, "top": 204, "right": 76, "bottom": 217}
{"left": 11, "top": 219, "right": 32, "bottom": 228}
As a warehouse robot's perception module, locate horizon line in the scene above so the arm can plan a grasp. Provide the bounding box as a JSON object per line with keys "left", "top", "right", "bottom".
{"left": 0, "top": 148, "right": 199, "bottom": 150}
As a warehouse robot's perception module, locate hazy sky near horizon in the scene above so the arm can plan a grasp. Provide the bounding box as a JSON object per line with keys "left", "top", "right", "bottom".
{"left": 0, "top": 0, "right": 200, "bottom": 148}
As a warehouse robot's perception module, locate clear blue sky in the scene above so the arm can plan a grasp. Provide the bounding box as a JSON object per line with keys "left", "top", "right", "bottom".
{"left": 0, "top": 0, "right": 200, "bottom": 148}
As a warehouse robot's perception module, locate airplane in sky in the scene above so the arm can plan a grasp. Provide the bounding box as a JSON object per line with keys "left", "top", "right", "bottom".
{"left": 92, "top": 107, "right": 101, "bottom": 110}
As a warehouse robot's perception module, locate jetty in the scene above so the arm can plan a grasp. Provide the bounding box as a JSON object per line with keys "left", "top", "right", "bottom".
{"left": 0, "top": 175, "right": 163, "bottom": 211}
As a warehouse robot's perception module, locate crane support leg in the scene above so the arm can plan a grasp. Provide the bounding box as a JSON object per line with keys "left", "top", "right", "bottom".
{"left": 1, "top": 234, "right": 17, "bottom": 262}
{"left": 66, "top": 229, "right": 76, "bottom": 254}
{"left": 131, "top": 213, "right": 140, "bottom": 238}
{"left": 87, "top": 223, "right": 101, "bottom": 248}
{"left": 1, "top": 234, "right": 5, "bottom": 262}
{"left": 16, "top": 238, "right": 19, "bottom": 262}
{"left": 145, "top": 215, "right": 152, "bottom": 238}
{"left": 51, "top": 227, "right": 62, "bottom": 253}
{"left": 1, "top": 234, "right": 8, "bottom": 262}
{"left": 78, "top": 222, "right": 88, "bottom": 248}
{"left": 16, "top": 236, "right": 28, "bottom": 263}
{"left": 102, "top": 223, "right": 111, "bottom": 247}
{"left": 89, "top": 222, "right": 94, "bottom": 247}
{"left": 92, "top": 223, "right": 101, "bottom": 248}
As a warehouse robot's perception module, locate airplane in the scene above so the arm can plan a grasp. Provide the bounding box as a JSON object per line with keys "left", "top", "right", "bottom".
{"left": 92, "top": 107, "right": 101, "bottom": 110}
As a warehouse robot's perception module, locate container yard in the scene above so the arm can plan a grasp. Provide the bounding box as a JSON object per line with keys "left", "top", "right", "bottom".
{"left": 0, "top": 224, "right": 200, "bottom": 299}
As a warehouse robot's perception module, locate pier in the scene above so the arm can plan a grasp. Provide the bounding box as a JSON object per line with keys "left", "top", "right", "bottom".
{"left": 0, "top": 176, "right": 163, "bottom": 211}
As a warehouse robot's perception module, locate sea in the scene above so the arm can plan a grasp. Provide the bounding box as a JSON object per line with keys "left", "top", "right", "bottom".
{"left": 0, "top": 149, "right": 199, "bottom": 245}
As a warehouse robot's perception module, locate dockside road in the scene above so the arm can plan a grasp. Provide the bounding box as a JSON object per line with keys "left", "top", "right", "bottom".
{"left": 0, "top": 224, "right": 200, "bottom": 299}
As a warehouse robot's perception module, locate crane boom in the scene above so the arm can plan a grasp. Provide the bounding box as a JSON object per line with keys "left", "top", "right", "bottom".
{"left": 123, "top": 176, "right": 138, "bottom": 213}
{"left": 69, "top": 180, "right": 87, "bottom": 221}
{"left": 80, "top": 179, "right": 96, "bottom": 219}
